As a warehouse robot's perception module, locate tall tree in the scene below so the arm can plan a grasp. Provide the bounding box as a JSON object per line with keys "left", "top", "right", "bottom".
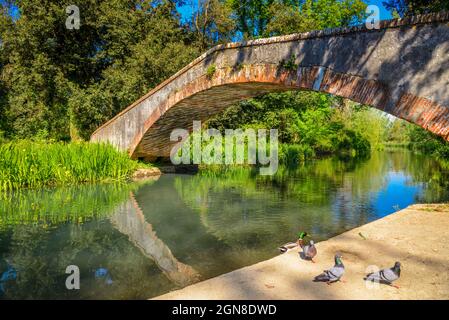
{"left": 0, "top": 0, "right": 199, "bottom": 140}
{"left": 226, "top": 0, "right": 366, "bottom": 39}
{"left": 383, "top": 0, "right": 449, "bottom": 17}
{"left": 69, "top": 1, "right": 200, "bottom": 140}
{"left": 228, "top": 0, "right": 275, "bottom": 39}
{"left": 265, "top": 0, "right": 366, "bottom": 36}
{"left": 190, "top": 0, "right": 235, "bottom": 50}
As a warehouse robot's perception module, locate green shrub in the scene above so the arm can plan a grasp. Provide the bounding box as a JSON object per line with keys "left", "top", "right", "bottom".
{"left": 279, "top": 55, "right": 297, "bottom": 71}
{"left": 206, "top": 64, "right": 216, "bottom": 79}
{"left": 333, "top": 129, "right": 371, "bottom": 158}
{"left": 279, "top": 144, "right": 315, "bottom": 166}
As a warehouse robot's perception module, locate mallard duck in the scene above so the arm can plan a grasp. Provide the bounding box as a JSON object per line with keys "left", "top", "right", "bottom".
{"left": 364, "top": 261, "right": 401, "bottom": 288}
{"left": 313, "top": 253, "right": 345, "bottom": 284}
{"left": 278, "top": 242, "right": 298, "bottom": 253}
{"left": 302, "top": 240, "right": 317, "bottom": 262}
{"left": 297, "top": 231, "right": 310, "bottom": 247}
{"left": 279, "top": 231, "right": 310, "bottom": 253}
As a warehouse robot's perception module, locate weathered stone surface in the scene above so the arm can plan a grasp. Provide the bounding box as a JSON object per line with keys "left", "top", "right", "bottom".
{"left": 158, "top": 165, "right": 199, "bottom": 174}
{"left": 132, "top": 167, "right": 162, "bottom": 180}
{"left": 91, "top": 12, "right": 449, "bottom": 158}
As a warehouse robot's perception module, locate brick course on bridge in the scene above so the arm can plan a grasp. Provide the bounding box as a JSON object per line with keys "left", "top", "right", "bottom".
{"left": 91, "top": 12, "right": 449, "bottom": 159}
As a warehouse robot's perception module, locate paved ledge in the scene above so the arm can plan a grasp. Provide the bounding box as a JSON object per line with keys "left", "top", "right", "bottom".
{"left": 154, "top": 204, "right": 449, "bottom": 300}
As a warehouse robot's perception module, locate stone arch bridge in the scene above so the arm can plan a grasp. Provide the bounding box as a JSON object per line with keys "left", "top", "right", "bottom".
{"left": 91, "top": 12, "right": 449, "bottom": 160}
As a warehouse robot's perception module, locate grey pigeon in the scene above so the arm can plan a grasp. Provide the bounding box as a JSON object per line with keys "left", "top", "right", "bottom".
{"left": 302, "top": 240, "right": 317, "bottom": 262}
{"left": 364, "top": 262, "right": 401, "bottom": 288}
{"left": 313, "top": 253, "right": 345, "bottom": 284}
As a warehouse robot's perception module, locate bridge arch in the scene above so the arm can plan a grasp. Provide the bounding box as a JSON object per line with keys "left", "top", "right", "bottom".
{"left": 91, "top": 12, "right": 449, "bottom": 159}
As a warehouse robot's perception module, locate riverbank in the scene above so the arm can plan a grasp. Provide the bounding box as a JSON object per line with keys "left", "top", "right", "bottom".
{"left": 155, "top": 204, "right": 449, "bottom": 300}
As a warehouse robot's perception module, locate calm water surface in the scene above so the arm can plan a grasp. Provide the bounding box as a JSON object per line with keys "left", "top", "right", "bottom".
{"left": 0, "top": 150, "right": 448, "bottom": 299}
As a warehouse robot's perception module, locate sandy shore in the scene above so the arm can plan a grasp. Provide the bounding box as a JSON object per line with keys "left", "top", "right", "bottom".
{"left": 155, "top": 204, "right": 449, "bottom": 300}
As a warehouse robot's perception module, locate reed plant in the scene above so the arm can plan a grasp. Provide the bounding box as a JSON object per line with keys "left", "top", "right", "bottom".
{"left": 0, "top": 140, "right": 140, "bottom": 191}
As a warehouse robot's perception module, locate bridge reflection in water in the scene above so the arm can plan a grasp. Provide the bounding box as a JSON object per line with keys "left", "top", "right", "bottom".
{"left": 110, "top": 189, "right": 201, "bottom": 287}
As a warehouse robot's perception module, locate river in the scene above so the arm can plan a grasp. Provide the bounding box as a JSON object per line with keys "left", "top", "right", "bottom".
{"left": 0, "top": 150, "right": 448, "bottom": 299}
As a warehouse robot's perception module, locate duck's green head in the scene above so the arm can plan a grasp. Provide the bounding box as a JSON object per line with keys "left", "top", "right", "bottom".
{"left": 297, "top": 232, "right": 309, "bottom": 239}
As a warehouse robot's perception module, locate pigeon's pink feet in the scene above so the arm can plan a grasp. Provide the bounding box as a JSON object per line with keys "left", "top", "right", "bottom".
{"left": 392, "top": 284, "right": 400, "bottom": 289}
{"left": 311, "top": 259, "right": 316, "bottom": 263}
{"left": 339, "top": 279, "right": 346, "bottom": 283}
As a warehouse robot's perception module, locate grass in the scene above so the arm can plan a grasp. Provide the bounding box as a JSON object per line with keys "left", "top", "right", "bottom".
{"left": 0, "top": 140, "right": 141, "bottom": 192}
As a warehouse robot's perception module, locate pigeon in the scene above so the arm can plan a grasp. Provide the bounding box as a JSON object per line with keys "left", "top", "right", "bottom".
{"left": 313, "top": 253, "right": 345, "bottom": 284}
{"left": 364, "top": 262, "right": 401, "bottom": 288}
{"left": 302, "top": 240, "right": 317, "bottom": 262}
{"left": 278, "top": 231, "right": 309, "bottom": 253}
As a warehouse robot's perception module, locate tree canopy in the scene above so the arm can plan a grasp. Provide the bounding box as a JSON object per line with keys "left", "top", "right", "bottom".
{"left": 382, "top": 0, "right": 449, "bottom": 17}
